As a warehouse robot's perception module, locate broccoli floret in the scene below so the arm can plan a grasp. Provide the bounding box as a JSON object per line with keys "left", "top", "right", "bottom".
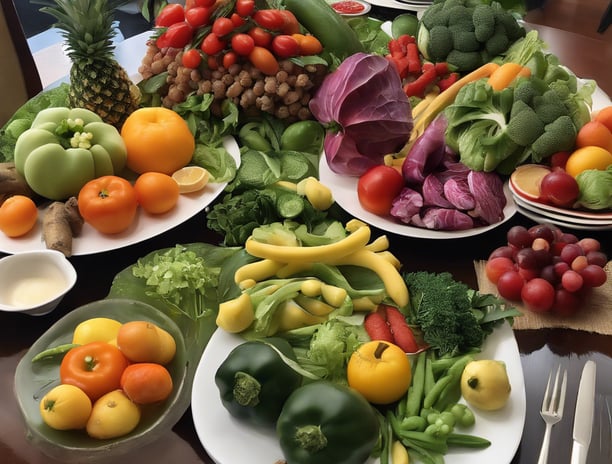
{"left": 424, "top": 25, "right": 454, "bottom": 61}
{"left": 513, "top": 77, "right": 547, "bottom": 104}
{"left": 421, "top": 2, "right": 450, "bottom": 29}
{"left": 451, "top": 29, "right": 480, "bottom": 52}
{"left": 492, "top": 4, "right": 525, "bottom": 41}
{"left": 447, "top": 5, "right": 474, "bottom": 27}
{"left": 506, "top": 102, "right": 545, "bottom": 146}
{"left": 473, "top": 3, "right": 496, "bottom": 42}
{"left": 531, "top": 115, "right": 577, "bottom": 160}
{"left": 533, "top": 91, "right": 569, "bottom": 124}
{"left": 485, "top": 24, "right": 510, "bottom": 56}
{"left": 404, "top": 271, "right": 485, "bottom": 356}
{"left": 446, "top": 49, "right": 483, "bottom": 71}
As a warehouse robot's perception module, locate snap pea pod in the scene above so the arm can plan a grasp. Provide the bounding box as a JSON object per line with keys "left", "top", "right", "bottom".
{"left": 405, "top": 350, "right": 427, "bottom": 417}
{"left": 31, "top": 343, "right": 78, "bottom": 362}
{"left": 446, "top": 432, "right": 491, "bottom": 449}
{"left": 424, "top": 354, "right": 473, "bottom": 409}
{"left": 424, "top": 353, "right": 435, "bottom": 393}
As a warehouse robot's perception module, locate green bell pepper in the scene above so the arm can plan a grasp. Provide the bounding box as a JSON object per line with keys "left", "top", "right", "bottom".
{"left": 276, "top": 381, "right": 380, "bottom": 464}
{"left": 280, "top": 120, "right": 325, "bottom": 155}
{"left": 214, "top": 337, "right": 302, "bottom": 427}
{"left": 14, "top": 107, "right": 127, "bottom": 200}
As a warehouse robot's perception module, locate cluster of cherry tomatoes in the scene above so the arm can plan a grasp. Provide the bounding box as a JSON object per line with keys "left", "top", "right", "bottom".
{"left": 154, "top": 0, "right": 323, "bottom": 75}
{"left": 485, "top": 223, "right": 608, "bottom": 316}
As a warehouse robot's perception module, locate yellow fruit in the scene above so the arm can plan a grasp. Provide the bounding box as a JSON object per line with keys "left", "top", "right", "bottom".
{"left": 39, "top": 384, "right": 92, "bottom": 430}
{"left": 86, "top": 390, "right": 141, "bottom": 439}
{"left": 461, "top": 359, "right": 511, "bottom": 411}
{"left": 72, "top": 317, "right": 122, "bottom": 345}
{"left": 171, "top": 166, "right": 210, "bottom": 193}
{"left": 564, "top": 146, "right": 612, "bottom": 178}
{"left": 509, "top": 164, "right": 551, "bottom": 200}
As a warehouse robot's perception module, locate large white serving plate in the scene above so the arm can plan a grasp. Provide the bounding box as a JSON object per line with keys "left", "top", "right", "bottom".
{"left": 319, "top": 156, "right": 517, "bottom": 239}
{"left": 0, "top": 136, "right": 239, "bottom": 256}
{"left": 191, "top": 322, "right": 526, "bottom": 464}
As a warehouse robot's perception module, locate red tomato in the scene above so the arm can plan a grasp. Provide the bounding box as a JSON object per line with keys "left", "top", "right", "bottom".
{"left": 357, "top": 165, "right": 404, "bottom": 216}
{"left": 212, "top": 17, "right": 234, "bottom": 37}
{"left": 230, "top": 12, "right": 246, "bottom": 27}
{"left": 201, "top": 32, "right": 226, "bottom": 56}
{"left": 77, "top": 176, "right": 139, "bottom": 234}
{"left": 235, "top": 0, "right": 255, "bottom": 17}
{"left": 253, "top": 9, "right": 285, "bottom": 31}
{"left": 164, "top": 21, "right": 193, "bottom": 48}
{"left": 272, "top": 34, "right": 300, "bottom": 58}
{"left": 249, "top": 46, "right": 279, "bottom": 75}
{"left": 182, "top": 48, "right": 202, "bottom": 68}
{"left": 231, "top": 33, "right": 255, "bottom": 56}
{"left": 485, "top": 257, "right": 516, "bottom": 284}
{"left": 60, "top": 342, "right": 129, "bottom": 401}
{"left": 155, "top": 4, "right": 185, "bottom": 27}
{"left": 222, "top": 51, "right": 238, "bottom": 69}
{"left": 185, "top": 6, "right": 212, "bottom": 28}
{"left": 279, "top": 10, "right": 300, "bottom": 35}
{"left": 248, "top": 27, "right": 273, "bottom": 47}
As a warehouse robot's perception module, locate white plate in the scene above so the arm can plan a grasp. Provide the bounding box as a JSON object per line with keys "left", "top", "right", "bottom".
{"left": 192, "top": 323, "right": 526, "bottom": 464}
{"left": 319, "top": 157, "right": 517, "bottom": 239}
{"left": 367, "top": 0, "right": 430, "bottom": 14}
{"left": 509, "top": 185, "right": 612, "bottom": 226}
{"left": 0, "top": 136, "right": 240, "bottom": 256}
{"left": 515, "top": 205, "right": 612, "bottom": 231}
{"left": 327, "top": 0, "right": 372, "bottom": 16}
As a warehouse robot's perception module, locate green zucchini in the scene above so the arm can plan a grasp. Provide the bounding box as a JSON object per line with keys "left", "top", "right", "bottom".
{"left": 284, "top": 0, "right": 364, "bottom": 60}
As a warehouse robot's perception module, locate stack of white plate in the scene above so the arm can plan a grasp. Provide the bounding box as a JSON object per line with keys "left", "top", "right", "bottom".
{"left": 508, "top": 182, "right": 612, "bottom": 231}
{"left": 367, "top": 0, "right": 432, "bottom": 14}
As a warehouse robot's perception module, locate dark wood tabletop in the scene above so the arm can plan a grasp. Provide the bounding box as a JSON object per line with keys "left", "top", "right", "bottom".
{"left": 1, "top": 3, "right": 611, "bottom": 464}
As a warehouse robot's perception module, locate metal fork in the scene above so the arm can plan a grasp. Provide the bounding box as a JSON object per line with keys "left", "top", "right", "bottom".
{"left": 537, "top": 365, "right": 568, "bottom": 464}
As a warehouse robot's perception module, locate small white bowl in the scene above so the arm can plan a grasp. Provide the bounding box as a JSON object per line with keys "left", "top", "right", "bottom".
{"left": 0, "top": 250, "right": 77, "bottom": 316}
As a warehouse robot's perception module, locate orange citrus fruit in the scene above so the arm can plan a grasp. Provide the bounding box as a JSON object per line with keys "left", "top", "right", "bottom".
{"left": 575, "top": 120, "right": 612, "bottom": 152}
{"left": 134, "top": 172, "right": 180, "bottom": 214}
{"left": 594, "top": 106, "right": 612, "bottom": 132}
{"left": 171, "top": 166, "right": 210, "bottom": 193}
{"left": 564, "top": 146, "right": 612, "bottom": 178}
{"left": 509, "top": 164, "right": 551, "bottom": 200}
{"left": 0, "top": 195, "right": 38, "bottom": 237}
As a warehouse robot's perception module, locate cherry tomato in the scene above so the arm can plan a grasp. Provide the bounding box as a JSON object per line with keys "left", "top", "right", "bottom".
{"left": 77, "top": 176, "right": 138, "bottom": 234}
{"left": 520, "top": 278, "right": 555, "bottom": 312}
{"left": 253, "top": 9, "right": 285, "bottom": 31}
{"left": 485, "top": 257, "right": 516, "bottom": 284}
{"left": 182, "top": 48, "right": 202, "bottom": 68}
{"left": 120, "top": 363, "right": 174, "bottom": 405}
{"left": 185, "top": 6, "right": 212, "bottom": 28}
{"left": 60, "top": 342, "right": 129, "bottom": 401}
{"left": 212, "top": 17, "right": 234, "bottom": 37}
{"left": 201, "top": 32, "right": 226, "bottom": 56}
{"left": 235, "top": 0, "right": 255, "bottom": 17}
{"left": 249, "top": 46, "right": 279, "bottom": 75}
{"left": 248, "top": 26, "right": 273, "bottom": 47}
{"left": 163, "top": 21, "right": 193, "bottom": 48}
{"left": 187, "top": 0, "right": 215, "bottom": 7}
{"left": 279, "top": 10, "right": 300, "bottom": 35}
{"left": 222, "top": 51, "right": 238, "bottom": 69}
{"left": 231, "top": 33, "right": 255, "bottom": 56}
{"left": 155, "top": 4, "right": 185, "bottom": 27}
{"left": 297, "top": 34, "right": 323, "bottom": 55}
{"left": 271, "top": 34, "right": 300, "bottom": 58}
{"left": 230, "top": 12, "right": 246, "bottom": 27}
{"left": 357, "top": 165, "right": 404, "bottom": 216}
{"left": 496, "top": 270, "right": 524, "bottom": 301}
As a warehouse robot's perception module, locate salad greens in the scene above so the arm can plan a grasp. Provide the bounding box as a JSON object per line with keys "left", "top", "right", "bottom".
{"left": 575, "top": 166, "right": 612, "bottom": 210}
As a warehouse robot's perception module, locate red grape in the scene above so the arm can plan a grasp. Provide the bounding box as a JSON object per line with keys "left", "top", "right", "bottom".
{"left": 540, "top": 265, "right": 558, "bottom": 285}
{"left": 496, "top": 270, "right": 524, "bottom": 301}
{"left": 488, "top": 245, "right": 514, "bottom": 260}
{"left": 578, "top": 237, "right": 601, "bottom": 254}
{"left": 551, "top": 288, "right": 581, "bottom": 317}
{"left": 554, "top": 261, "right": 570, "bottom": 277}
{"left": 507, "top": 225, "right": 532, "bottom": 248}
{"left": 521, "top": 278, "right": 555, "bottom": 312}
{"left": 532, "top": 237, "right": 550, "bottom": 252}
{"left": 560, "top": 243, "right": 584, "bottom": 264}
{"left": 586, "top": 250, "right": 607, "bottom": 267}
{"left": 561, "top": 270, "right": 583, "bottom": 292}
{"left": 571, "top": 255, "right": 588, "bottom": 272}
{"left": 528, "top": 224, "right": 556, "bottom": 243}
{"left": 485, "top": 257, "right": 515, "bottom": 284}
{"left": 580, "top": 264, "right": 607, "bottom": 288}
{"left": 539, "top": 169, "right": 580, "bottom": 207}
{"left": 516, "top": 248, "right": 538, "bottom": 269}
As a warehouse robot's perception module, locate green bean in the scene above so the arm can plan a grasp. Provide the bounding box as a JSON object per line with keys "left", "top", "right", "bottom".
{"left": 423, "top": 374, "right": 452, "bottom": 409}
{"left": 400, "top": 415, "right": 427, "bottom": 432}
{"left": 405, "top": 350, "right": 427, "bottom": 416}
{"left": 424, "top": 354, "right": 435, "bottom": 393}
{"left": 31, "top": 343, "right": 78, "bottom": 363}
{"left": 397, "top": 430, "right": 449, "bottom": 454}
{"left": 446, "top": 432, "right": 491, "bottom": 449}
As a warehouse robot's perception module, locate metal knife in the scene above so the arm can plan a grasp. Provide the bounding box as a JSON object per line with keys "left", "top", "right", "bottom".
{"left": 570, "top": 360, "right": 597, "bottom": 464}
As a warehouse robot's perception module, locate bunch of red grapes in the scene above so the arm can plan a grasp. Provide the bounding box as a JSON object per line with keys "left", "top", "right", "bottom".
{"left": 485, "top": 223, "right": 608, "bottom": 316}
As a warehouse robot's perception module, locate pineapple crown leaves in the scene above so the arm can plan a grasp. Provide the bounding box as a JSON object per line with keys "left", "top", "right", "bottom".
{"left": 35, "top": 0, "right": 129, "bottom": 61}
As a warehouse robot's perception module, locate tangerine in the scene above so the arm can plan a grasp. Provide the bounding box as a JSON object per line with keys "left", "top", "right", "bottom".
{"left": 0, "top": 195, "right": 38, "bottom": 237}
{"left": 134, "top": 172, "right": 180, "bottom": 214}
{"left": 575, "top": 120, "right": 612, "bottom": 152}
{"left": 594, "top": 106, "right": 612, "bottom": 132}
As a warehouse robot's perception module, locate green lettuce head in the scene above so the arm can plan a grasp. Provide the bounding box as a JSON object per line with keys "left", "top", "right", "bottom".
{"left": 575, "top": 166, "right": 612, "bottom": 210}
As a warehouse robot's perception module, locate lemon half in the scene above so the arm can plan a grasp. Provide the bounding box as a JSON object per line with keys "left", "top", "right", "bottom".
{"left": 171, "top": 166, "right": 210, "bottom": 193}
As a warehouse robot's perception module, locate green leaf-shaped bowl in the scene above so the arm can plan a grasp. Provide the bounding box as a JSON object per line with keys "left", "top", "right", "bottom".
{"left": 14, "top": 298, "right": 188, "bottom": 462}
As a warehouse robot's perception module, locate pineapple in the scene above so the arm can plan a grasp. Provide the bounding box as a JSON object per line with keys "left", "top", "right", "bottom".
{"left": 40, "top": 0, "right": 140, "bottom": 128}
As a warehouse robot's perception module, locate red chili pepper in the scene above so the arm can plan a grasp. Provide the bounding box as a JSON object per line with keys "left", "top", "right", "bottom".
{"left": 364, "top": 310, "right": 394, "bottom": 343}
{"left": 437, "top": 72, "right": 460, "bottom": 92}
{"left": 403, "top": 63, "right": 437, "bottom": 98}
{"left": 388, "top": 39, "right": 405, "bottom": 59}
{"left": 406, "top": 42, "right": 421, "bottom": 74}
{"left": 434, "top": 61, "right": 451, "bottom": 76}
{"left": 384, "top": 306, "right": 419, "bottom": 353}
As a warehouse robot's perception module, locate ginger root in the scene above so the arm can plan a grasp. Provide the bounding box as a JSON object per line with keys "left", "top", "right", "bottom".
{"left": 42, "top": 197, "right": 84, "bottom": 257}
{"left": 0, "top": 162, "right": 38, "bottom": 206}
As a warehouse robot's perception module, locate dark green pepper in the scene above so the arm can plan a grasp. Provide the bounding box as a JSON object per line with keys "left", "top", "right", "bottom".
{"left": 280, "top": 120, "right": 325, "bottom": 155}
{"left": 276, "top": 381, "right": 380, "bottom": 464}
{"left": 214, "top": 338, "right": 302, "bottom": 427}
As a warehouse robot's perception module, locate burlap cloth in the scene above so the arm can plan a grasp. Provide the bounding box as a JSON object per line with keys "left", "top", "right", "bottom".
{"left": 474, "top": 260, "right": 612, "bottom": 335}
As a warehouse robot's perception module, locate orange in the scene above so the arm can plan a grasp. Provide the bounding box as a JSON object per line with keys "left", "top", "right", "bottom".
{"left": 121, "top": 107, "right": 195, "bottom": 175}
{"left": 575, "top": 120, "right": 612, "bottom": 152}
{"left": 120, "top": 363, "right": 173, "bottom": 405}
{"left": 134, "top": 172, "right": 180, "bottom": 214}
{"left": 509, "top": 164, "right": 551, "bottom": 200}
{"left": 564, "top": 146, "right": 612, "bottom": 178}
{"left": 594, "top": 106, "right": 612, "bottom": 132}
{"left": 0, "top": 195, "right": 38, "bottom": 237}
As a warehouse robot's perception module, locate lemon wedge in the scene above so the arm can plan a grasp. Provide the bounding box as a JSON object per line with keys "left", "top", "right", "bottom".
{"left": 509, "top": 164, "right": 551, "bottom": 201}
{"left": 172, "top": 166, "right": 209, "bottom": 193}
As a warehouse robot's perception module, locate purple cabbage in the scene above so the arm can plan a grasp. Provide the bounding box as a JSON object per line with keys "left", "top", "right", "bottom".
{"left": 468, "top": 171, "right": 507, "bottom": 225}
{"left": 401, "top": 115, "right": 447, "bottom": 185}
{"left": 310, "top": 53, "right": 413, "bottom": 176}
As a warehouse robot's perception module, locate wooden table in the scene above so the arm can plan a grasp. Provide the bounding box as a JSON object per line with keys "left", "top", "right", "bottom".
{"left": 1, "top": 9, "right": 611, "bottom": 464}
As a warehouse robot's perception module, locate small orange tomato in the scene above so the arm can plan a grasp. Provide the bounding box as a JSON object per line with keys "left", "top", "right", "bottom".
{"left": 116, "top": 321, "right": 176, "bottom": 364}
{"left": 133, "top": 172, "right": 180, "bottom": 214}
{"left": 77, "top": 175, "right": 138, "bottom": 234}
{"left": 594, "top": 106, "right": 612, "bottom": 132}
{"left": 0, "top": 195, "right": 38, "bottom": 237}
{"left": 120, "top": 363, "right": 173, "bottom": 404}
{"left": 248, "top": 46, "right": 279, "bottom": 75}
{"left": 121, "top": 107, "right": 195, "bottom": 175}
{"left": 575, "top": 120, "right": 612, "bottom": 152}
{"left": 347, "top": 340, "right": 412, "bottom": 405}
{"left": 298, "top": 35, "right": 323, "bottom": 56}
{"left": 60, "top": 342, "right": 130, "bottom": 401}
